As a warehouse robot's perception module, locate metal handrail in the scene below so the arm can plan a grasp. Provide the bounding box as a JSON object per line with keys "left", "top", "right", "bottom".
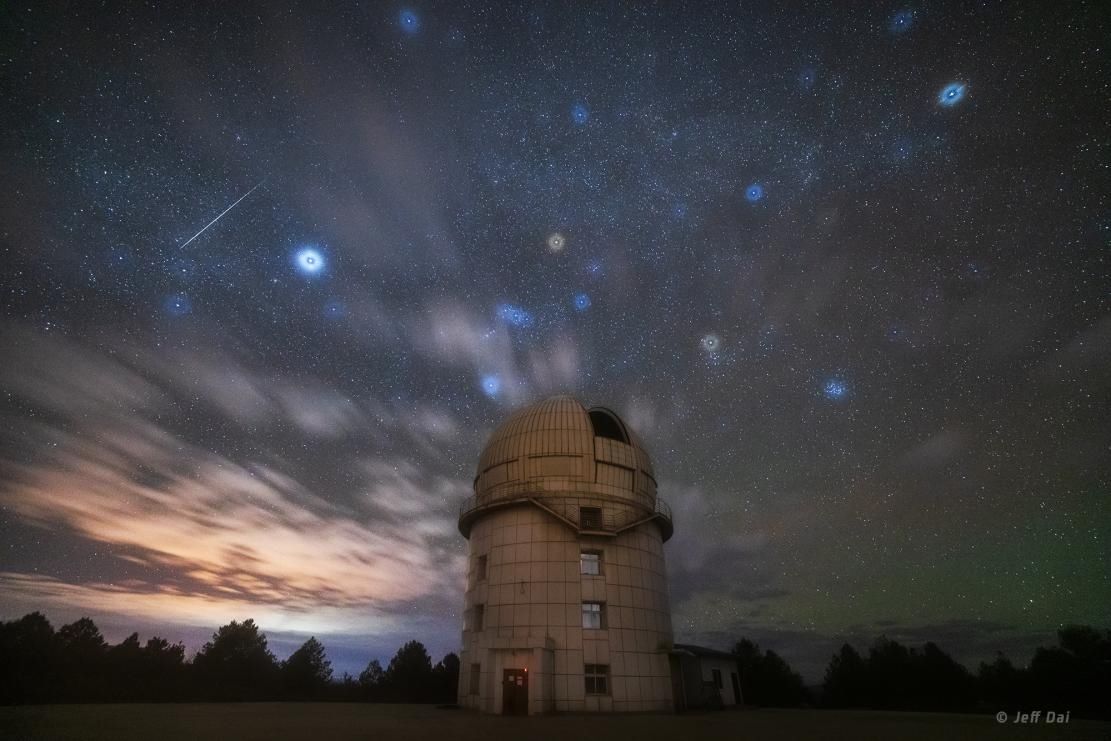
{"left": 458, "top": 489, "right": 674, "bottom": 536}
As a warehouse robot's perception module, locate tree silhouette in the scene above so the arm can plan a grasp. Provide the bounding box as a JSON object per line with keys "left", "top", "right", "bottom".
{"left": 106, "top": 632, "right": 144, "bottom": 701}
{"left": 1, "top": 608, "right": 1103, "bottom": 713}
{"left": 358, "top": 658, "right": 386, "bottom": 700}
{"left": 823, "top": 643, "right": 867, "bottom": 707}
{"left": 1029, "top": 625, "right": 1110, "bottom": 716}
{"left": 732, "top": 638, "right": 809, "bottom": 707}
{"left": 0, "top": 612, "right": 57, "bottom": 703}
{"left": 911, "top": 641, "right": 974, "bottom": 711}
{"left": 192, "top": 619, "right": 279, "bottom": 701}
{"left": 56, "top": 617, "right": 108, "bottom": 701}
{"left": 281, "top": 636, "right": 333, "bottom": 699}
{"left": 978, "top": 652, "right": 1030, "bottom": 710}
{"left": 432, "top": 652, "right": 460, "bottom": 703}
{"left": 384, "top": 640, "right": 434, "bottom": 702}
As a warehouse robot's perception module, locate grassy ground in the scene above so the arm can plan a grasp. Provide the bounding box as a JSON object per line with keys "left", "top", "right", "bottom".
{"left": 1, "top": 703, "right": 1106, "bottom": 741}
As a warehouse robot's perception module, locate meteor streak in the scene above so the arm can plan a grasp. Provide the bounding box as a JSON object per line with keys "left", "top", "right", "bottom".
{"left": 179, "top": 181, "right": 264, "bottom": 247}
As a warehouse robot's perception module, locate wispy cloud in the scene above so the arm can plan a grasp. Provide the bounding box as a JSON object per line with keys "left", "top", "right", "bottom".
{"left": 0, "top": 327, "right": 467, "bottom": 636}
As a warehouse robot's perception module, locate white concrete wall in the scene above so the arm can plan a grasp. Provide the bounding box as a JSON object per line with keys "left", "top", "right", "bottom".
{"left": 458, "top": 503, "right": 673, "bottom": 713}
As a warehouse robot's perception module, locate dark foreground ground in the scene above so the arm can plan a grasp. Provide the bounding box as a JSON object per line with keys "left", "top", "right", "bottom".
{"left": 1, "top": 703, "right": 1106, "bottom": 741}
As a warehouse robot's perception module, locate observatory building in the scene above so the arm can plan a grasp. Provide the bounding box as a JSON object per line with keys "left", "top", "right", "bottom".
{"left": 456, "top": 396, "right": 675, "bottom": 714}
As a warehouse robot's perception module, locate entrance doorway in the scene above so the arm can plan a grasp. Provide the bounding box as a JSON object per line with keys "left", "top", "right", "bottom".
{"left": 502, "top": 668, "right": 528, "bottom": 715}
{"left": 730, "top": 672, "right": 742, "bottom": 704}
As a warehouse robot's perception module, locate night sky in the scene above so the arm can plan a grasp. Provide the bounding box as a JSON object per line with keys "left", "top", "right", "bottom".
{"left": 1, "top": 2, "right": 1107, "bottom": 680}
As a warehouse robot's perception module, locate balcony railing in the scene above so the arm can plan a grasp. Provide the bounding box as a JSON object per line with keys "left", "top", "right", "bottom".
{"left": 458, "top": 487, "right": 673, "bottom": 541}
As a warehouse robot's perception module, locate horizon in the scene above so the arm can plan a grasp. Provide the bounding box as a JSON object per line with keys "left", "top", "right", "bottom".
{"left": 1, "top": 1, "right": 1106, "bottom": 695}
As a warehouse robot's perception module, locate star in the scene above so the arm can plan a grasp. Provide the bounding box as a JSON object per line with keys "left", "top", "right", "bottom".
{"left": 163, "top": 293, "right": 191, "bottom": 317}
{"left": 547, "top": 233, "right": 566, "bottom": 252}
{"left": 480, "top": 374, "right": 501, "bottom": 398}
{"left": 573, "top": 293, "right": 591, "bottom": 311}
{"left": 938, "top": 82, "right": 967, "bottom": 107}
{"left": 701, "top": 333, "right": 721, "bottom": 353}
{"left": 798, "top": 66, "right": 817, "bottom": 91}
{"left": 571, "top": 104, "right": 590, "bottom": 126}
{"left": 323, "top": 300, "right": 346, "bottom": 319}
{"left": 889, "top": 10, "right": 914, "bottom": 34}
{"left": 295, "top": 247, "right": 325, "bottom": 276}
{"left": 745, "top": 183, "right": 765, "bottom": 202}
{"left": 399, "top": 9, "right": 420, "bottom": 35}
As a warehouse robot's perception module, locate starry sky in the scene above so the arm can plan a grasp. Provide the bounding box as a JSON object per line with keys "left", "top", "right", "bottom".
{"left": 1, "top": 2, "right": 1107, "bottom": 681}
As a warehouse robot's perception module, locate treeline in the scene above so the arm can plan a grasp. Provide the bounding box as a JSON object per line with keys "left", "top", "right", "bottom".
{"left": 0, "top": 613, "right": 458, "bottom": 705}
{"left": 732, "top": 625, "right": 1110, "bottom": 719}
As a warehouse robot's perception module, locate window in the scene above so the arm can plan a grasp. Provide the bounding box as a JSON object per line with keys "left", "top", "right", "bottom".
{"left": 581, "top": 601, "right": 605, "bottom": 629}
{"left": 580, "top": 550, "right": 601, "bottom": 576}
{"left": 476, "top": 554, "right": 487, "bottom": 581}
{"left": 585, "top": 664, "right": 609, "bottom": 694}
{"left": 470, "top": 663, "right": 481, "bottom": 695}
{"left": 588, "top": 408, "right": 628, "bottom": 442}
{"left": 473, "top": 604, "right": 484, "bottom": 632}
{"left": 580, "top": 506, "right": 603, "bottom": 530}
{"left": 712, "top": 668, "right": 723, "bottom": 689}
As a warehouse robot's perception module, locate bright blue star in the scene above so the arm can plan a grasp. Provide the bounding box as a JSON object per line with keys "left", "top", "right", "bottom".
{"left": 573, "top": 293, "right": 591, "bottom": 311}
{"left": 399, "top": 9, "right": 420, "bottom": 34}
{"left": 823, "top": 378, "right": 848, "bottom": 400}
{"left": 889, "top": 10, "right": 914, "bottom": 34}
{"left": 164, "top": 293, "right": 191, "bottom": 317}
{"left": 571, "top": 104, "right": 590, "bottom": 126}
{"left": 496, "top": 303, "right": 533, "bottom": 328}
{"left": 480, "top": 374, "right": 501, "bottom": 398}
{"left": 672, "top": 203, "right": 688, "bottom": 219}
{"left": 938, "top": 82, "right": 967, "bottom": 107}
{"left": 295, "top": 247, "right": 325, "bottom": 275}
{"left": 745, "top": 183, "right": 765, "bottom": 202}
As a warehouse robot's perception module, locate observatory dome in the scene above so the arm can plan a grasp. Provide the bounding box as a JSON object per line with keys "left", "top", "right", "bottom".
{"left": 460, "top": 395, "right": 670, "bottom": 540}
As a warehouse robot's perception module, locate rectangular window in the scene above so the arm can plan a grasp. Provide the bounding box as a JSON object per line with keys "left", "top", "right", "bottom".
{"left": 580, "top": 506, "right": 603, "bottom": 530}
{"left": 470, "top": 663, "right": 481, "bottom": 695}
{"left": 473, "top": 604, "right": 484, "bottom": 632}
{"left": 712, "top": 668, "right": 723, "bottom": 688}
{"left": 580, "top": 550, "right": 601, "bottom": 576}
{"left": 585, "top": 664, "right": 609, "bottom": 694}
{"left": 581, "top": 601, "right": 605, "bottom": 629}
{"left": 476, "top": 554, "right": 487, "bottom": 581}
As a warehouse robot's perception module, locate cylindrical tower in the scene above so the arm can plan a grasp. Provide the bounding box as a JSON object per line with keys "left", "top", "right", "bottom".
{"left": 456, "top": 396, "right": 674, "bottom": 714}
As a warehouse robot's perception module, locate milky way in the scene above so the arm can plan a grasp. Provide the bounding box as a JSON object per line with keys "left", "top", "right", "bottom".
{"left": 0, "top": 2, "right": 1105, "bottom": 680}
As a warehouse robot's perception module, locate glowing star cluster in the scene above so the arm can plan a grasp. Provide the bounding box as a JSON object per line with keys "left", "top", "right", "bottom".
{"left": 295, "top": 247, "right": 325, "bottom": 275}
{"left": 496, "top": 303, "right": 533, "bottom": 328}
{"left": 823, "top": 378, "right": 848, "bottom": 400}
{"left": 938, "top": 82, "right": 967, "bottom": 107}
